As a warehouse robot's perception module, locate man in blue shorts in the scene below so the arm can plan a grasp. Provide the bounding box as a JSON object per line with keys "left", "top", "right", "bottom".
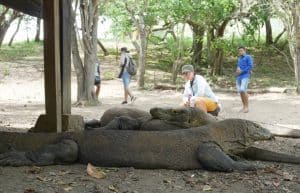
{"left": 236, "top": 46, "right": 253, "bottom": 113}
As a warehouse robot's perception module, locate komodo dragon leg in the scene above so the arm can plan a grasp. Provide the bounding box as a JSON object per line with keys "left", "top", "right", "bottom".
{"left": 85, "top": 119, "right": 101, "bottom": 130}
{"left": 197, "top": 142, "right": 257, "bottom": 172}
{"left": 0, "top": 139, "right": 78, "bottom": 166}
{"left": 241, "top": 147, "right": 300, "bottom": 164}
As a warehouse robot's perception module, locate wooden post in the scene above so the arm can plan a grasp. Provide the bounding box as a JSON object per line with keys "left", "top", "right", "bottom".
{"left": 43, "top": 0, "right": 62, "bottom": 132}
{"left": 33, "top": 0, "right": 84, "bottom": 133}
{"left": 60, "top": 0, "right": 72, "bottom": 114}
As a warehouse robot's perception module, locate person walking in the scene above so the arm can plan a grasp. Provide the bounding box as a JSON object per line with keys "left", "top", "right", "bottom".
{"left": 94, "top": 62, "right": 101, "bottom": 99}
{"left": 235, "top": 46, "right": 253, "bottom": 113}
{"left": 118, "top": 47, "right": 137, "bottom": 104}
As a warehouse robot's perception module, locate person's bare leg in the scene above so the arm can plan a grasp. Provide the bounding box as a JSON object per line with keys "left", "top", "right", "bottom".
{"left": 124, "top": 88, "right": 129, "bottom": 102}
{"left": 95, "top": 85, "right": 100, "bottom": 98}
{"left": 240, "top": 92, "right": 249, "bottom": 113}
{"left": 239, "top": 92, "right": 245, "bottom": 112}
{"left": 244, "top": 92, "right": 249, "bottom": 113}
{"left": 127, "top": 88, "right": 132, "bottom": 98}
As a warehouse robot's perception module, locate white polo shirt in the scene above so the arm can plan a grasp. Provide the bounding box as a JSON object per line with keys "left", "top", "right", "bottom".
{"left": 183, "top": 74, "right": 218, "bottom": 106}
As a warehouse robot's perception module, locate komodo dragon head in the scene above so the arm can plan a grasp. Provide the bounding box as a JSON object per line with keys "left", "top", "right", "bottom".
{"left": 209, "top": 119, "right": 274, "bottom": 155}
{"left": 149, "top": 107, "right": 216, "bottom": 127}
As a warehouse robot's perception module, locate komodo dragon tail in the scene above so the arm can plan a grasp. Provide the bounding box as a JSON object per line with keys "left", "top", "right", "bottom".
{"left": 242, "top": 147, "right": 300, "bottom": 164}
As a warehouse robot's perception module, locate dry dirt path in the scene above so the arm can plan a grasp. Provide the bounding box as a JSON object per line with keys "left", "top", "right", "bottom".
{"left": 0, "top": 59, "right": 300, "bottom": 193}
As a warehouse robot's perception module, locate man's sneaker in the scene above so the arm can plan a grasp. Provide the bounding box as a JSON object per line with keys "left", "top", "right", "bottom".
{"left": 121, "top": 101, "right": 128, "bottom": 104}
{"left": 131, "top": 96, "right": 137, "bottom": 103}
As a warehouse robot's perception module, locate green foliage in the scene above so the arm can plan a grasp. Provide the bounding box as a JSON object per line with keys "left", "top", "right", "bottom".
{"left": 147, "top": 36, "right": 192, "bottom": 72}
{"left": 165, "top": 37, "right": 192, "bottom": 59}
{"left": 241, "top": 1, "right": 272, "bottom": 40}
{"left": 0, "top": 41, "right": 43, "bottom": 61}
{"left": 104, "top": 0, "right": 162, "bottom": 38}
{"left": 211, "top": 37, "right": 231, "bottom": 51}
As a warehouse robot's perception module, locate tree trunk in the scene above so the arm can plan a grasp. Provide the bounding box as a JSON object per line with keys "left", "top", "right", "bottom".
{"left": 70, "top": 8, "right": 85, "bottom": 101}
{"left": 0, "top": 10, "right": 20, "bottom": 46}
{"left": 210, "top": 19, "right": 230, "bottom": 76}
{"left": 70, "top": 0, "right": 99, "bottom": 103}
{"left": 97, "top": 39, "right": 108, "bottom": 56}
{"left": 295, "top": 5, "right": 300, "bottom": 94}
{"left": 211, "top": 49, "right": 224, "bottom": 76}
{"left": 272, "top": 0, "right": 300, "bottom": 94}
{"left": 265, "top": 17, "right": 273, "bottom": 45}
{"left": 172, "top": 24, "right": 184, "bottom": 84}
{"left": 186, "top": 19, "right": 205, "bottom": 68}
{"left": 207, "top": 29, "right": 213, "bottom": 68}
{"left": 0, "top": 22, "right": 9, "bottom": 46}
{"left": 273, "top": 28, "right": 286, "bottom": 45}
{"left": 191, "top": 28, "right": 205, "bottom": 68}
{"left": 35, "top": 17, "right": 41, "bottom": 42}
{"left": 8, "top": 15, "right": 23, "bottom": 46}
{"left": 79, "top": 0, "right": 99, "bottom": 103}
{"left": 137, "top": 13, "right": 147, "bottom": 88}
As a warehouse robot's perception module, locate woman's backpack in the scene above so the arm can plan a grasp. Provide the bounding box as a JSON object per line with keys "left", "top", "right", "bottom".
{"left": 126, "top": 57, "right": 137, "bottom": 76}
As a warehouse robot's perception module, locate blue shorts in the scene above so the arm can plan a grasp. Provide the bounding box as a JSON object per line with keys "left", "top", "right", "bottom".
{"left": 236, "top": 78, "right": 249, "bottom": 93}
{"left": 122, "top": 71, "right": 131, "bottom": 88}
{"left": 94, "top": 76, "right": 101, "bottom": 85}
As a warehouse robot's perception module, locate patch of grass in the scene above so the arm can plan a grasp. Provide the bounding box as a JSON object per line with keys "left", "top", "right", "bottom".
{"left": 102, "top": 71, "right": 115, "bottom": 80}
{"left": 0, "top": 41, "right": 43, "bottom": 61}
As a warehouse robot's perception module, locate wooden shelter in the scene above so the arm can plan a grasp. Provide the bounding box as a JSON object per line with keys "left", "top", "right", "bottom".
{"left": 0, "top": 0, "right": 83, "bottom": 132}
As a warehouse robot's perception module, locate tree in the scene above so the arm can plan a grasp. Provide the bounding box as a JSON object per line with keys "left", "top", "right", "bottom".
{"left": 8, "top": 14, "right": 23, "bottom": 46}
{"left": 71, "top": 0, "right": 100, "bottom": 103}
{"left": 162, "top": 0, "right": 239, "bottom": 75}
{"left": 105, "top": 0, "right": 161, "bottom": 88}
{"left": 35, "top": 17, "right": 41, "bottom": 42}
{"left": 0, "top": 5, "right": 21, "bottom": 46}
{"left": 271, "top": 0, "right": 300, "bottom": 93}
{"left": 167, "top": 0, "right": 207, "bottom": 68}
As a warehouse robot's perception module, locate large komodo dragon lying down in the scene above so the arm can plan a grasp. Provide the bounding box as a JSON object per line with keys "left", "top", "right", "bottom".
{"left": 0, "top": 107, "right": 299, "bottom": 172}
{"left": 85, "top": 106, "right": 217, "bottom": 130}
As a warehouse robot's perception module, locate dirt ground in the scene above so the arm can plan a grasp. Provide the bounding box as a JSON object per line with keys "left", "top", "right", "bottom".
{"left": 0, "top": 58, "right": 300, "bottom": 193}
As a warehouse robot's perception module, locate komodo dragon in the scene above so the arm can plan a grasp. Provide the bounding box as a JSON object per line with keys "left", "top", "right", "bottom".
{"left": 85, "top": 107, "right": 217, "bottom": 131}
{"left": 0, "top": 118, "right": 299, "bottom": 172}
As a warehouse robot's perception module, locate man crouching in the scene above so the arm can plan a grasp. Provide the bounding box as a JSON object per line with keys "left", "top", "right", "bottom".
{"left": 181, "top": 64, "right": 221, "bottom": 116}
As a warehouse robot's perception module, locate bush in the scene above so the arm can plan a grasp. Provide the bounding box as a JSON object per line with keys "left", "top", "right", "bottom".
{"left": 147, "top": 36, "right": 192, "bottom": 72}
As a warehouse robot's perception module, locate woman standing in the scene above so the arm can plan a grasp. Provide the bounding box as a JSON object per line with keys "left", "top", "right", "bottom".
{"left": 118, "top": 47, "right": 137, "bottom": 104}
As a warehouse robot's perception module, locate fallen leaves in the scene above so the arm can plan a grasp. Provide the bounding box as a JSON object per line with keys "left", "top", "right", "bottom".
{"left": 63, "top": 186, "right": 73, "bottom": 192}
{"left": 163, "top": 178, "right": 172, "bottom": 184}
{"left": 87, "top": 163, "right": 106, "bottom": 179}
{"left": 36, "top": 175, "right": 48, "bottom": 182}
{"left": 24, "top": 189, "right": 38, "bottom": 193}
{"left": 108, "top": 185, "right": 118, "bottom": 192}
{"left": 272, "top": 179, "right": 280, "bottom": 187}
{"left": 283, "top": 172, "right": 295, "bottom": 181}
{"left": 202, "top": 184, "right": 213, "bottom": 191}
{"left": 27, "top": 166, "right": 42, "bottom": 174}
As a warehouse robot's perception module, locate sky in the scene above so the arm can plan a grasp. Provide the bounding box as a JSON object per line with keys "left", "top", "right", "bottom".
{"left": 3, "top": 16, "right": 285, "bottom": 44}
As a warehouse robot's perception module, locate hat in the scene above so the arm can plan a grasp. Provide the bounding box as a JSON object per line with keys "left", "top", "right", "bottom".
{"left": 120, "top": 47, "right": 129, "bottom": 53}
{"left": 182, "top": 64, "right": 194, "bottom": 74}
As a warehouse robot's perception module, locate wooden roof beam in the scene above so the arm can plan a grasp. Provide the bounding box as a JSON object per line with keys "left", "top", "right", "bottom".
{"left": 0, "top": 0, "right": 42, "bottom": 18}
